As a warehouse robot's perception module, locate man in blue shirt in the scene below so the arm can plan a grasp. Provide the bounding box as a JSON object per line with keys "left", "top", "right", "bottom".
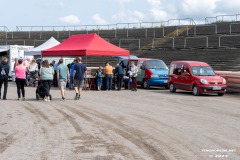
{"left": 69, "top": 59, "right": 77, "bottom": 90}
{"left": 74, "top": 57, "right": 87, "bottom": 100}
{"left": 114, "top": 61, "right": 124, "bottom": 90}
{"left": 57, "top": 59, "right": 69, "bottom": 100}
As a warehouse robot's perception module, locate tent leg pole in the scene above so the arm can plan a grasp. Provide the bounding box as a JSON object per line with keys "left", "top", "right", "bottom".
{"left": 102, "top": 56, "right": 104, "bottom": 67}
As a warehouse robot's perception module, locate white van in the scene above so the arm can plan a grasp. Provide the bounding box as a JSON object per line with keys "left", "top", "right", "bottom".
{"left": 0, "top": 45, "right": 34, "bottom": 78}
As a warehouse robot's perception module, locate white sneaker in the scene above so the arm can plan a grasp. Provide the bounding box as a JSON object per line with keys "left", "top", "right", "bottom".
{"left": 44, "top": 98, "right": 48, "bottom": 102}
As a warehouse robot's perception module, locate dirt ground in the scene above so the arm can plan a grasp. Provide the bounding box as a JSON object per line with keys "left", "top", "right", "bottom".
{"left": 0, "top": 82, "right": 239, "bottom": 160}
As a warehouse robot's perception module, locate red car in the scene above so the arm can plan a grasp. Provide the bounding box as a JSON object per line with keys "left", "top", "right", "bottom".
{"left": 168, "top": 61, "right": 227, "bottom": 96}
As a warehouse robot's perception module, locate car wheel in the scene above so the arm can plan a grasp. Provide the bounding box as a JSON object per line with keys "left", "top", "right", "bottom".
{"left": 169, "top": 83, "right": 176, "bottom": 93}
{"left": 143, "top": 79, "right": 150, "bottom": 89}
{"left": 218, "top": 93, "right": 224, "bottom": 96}
{"left": 192, "top": 85, "right": 200, "bottom": 96}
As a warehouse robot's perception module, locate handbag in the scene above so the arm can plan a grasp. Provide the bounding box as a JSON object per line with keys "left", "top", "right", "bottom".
{"left": 129, "top": 77, "right": 132, "bottom": 83}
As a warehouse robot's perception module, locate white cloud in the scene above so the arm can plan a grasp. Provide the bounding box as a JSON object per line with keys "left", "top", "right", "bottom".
{"left": 58, "top": 2, "right": 65, "bottom": 7}
{"left": 92, "top": 14, "right": 107, "bottom": 25}
{"left": 146, "top": 0, "right": 174, "bottom": 21}
{"left": 215, "top": 0, "right": 240, "bottom": 14}
{"left": 112, "top": 10, "right": 145, "bottom": 23}
{"left": 116, "top": 0, "right": 132, "bottom": 4}
{"left": 59, "top": 15, "right": 80, "bottom": 25}
{"left": 146, "top": 0, "right": 161, "bottom": 6}
{"left": 180, "top": 0, "right": 217, "bottom": 17}
{"left": 148, "top": 8, "right": 172, "bottom": 21}
{"left": 145, "top": 0, "right": 222, "bottom": 23}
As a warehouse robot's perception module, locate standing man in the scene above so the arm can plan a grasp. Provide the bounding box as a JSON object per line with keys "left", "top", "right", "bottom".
{"left": 69, "top": 59, "right": 77, "bottom": 90}
{"left": 0, "top": 57, "right": 10, "bottom": 100}
{"left": 57, "top": 59, "right": 69, "bottom": 101}
{"left": 114, "top": 62, "right": 124, "bottom": 90}
{"left": 53, "top": 60, "right": 59, "bottom": 87}
{"left": 73, "top": 57, "right": 87, "bottom": 100}
{"left": 104, "top": 62, "right": 113, "bottom": 91}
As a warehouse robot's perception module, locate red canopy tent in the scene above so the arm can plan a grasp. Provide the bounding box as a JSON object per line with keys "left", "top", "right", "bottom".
{"left": 41, "top": 33, "right": 130, "bottom": 57}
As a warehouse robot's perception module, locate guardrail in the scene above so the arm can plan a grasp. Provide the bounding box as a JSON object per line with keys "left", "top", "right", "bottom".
{"left": 217, "top": 71, "right": 240, "bottom": 92}
{"left": 0, "top": 26, "right": 9, "bottom": 32}
{"left": 15, "top": 18, "right": 195, "bottom": 31}
{"left": 205, "top": 14, "right": 240, "bottom": 24}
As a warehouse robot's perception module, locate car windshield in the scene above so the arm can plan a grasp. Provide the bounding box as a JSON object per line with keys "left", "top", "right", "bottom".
{"left": 191, "top": 66, "right": 215, "bottom": 76}
{"left": 145, "top": 60, "right": 168, "bottom": 69}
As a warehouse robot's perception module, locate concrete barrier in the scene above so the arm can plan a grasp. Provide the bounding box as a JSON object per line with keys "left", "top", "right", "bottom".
{"left": 217, "top": 71, "right": 240, "bottom": 92}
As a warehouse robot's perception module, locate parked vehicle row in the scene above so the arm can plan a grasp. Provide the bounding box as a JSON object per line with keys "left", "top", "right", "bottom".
{"left": 120, "top": 58, "right": 227, "bottom": 96}
{"left": 120, "top": 58, "right": 169, "bottom": 89}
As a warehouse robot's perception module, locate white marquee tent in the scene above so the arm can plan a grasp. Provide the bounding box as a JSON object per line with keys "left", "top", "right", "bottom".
{"left": 24, "top": 37, "right": 60, "bottom": 56}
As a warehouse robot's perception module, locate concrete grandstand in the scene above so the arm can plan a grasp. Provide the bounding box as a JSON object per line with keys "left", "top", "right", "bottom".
{"left": 1, "top": 14, "right": 240, "bottom": 71}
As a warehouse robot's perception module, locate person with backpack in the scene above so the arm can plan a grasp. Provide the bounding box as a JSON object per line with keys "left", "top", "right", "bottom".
{"left": 95, "top": 66, "right": 103, "bottom": 91}
{"left": 0, "top": 57, "right": 10, "bottom": 100}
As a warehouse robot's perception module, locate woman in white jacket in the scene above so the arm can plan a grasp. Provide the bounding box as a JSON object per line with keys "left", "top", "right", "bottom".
{"left": 129, "top": 61, "right": 138, "bottom": 91}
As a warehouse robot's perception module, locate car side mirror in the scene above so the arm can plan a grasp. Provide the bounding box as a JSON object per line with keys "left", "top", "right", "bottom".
{"left": 185, "top": 72, "right": 190, "bottom": 76}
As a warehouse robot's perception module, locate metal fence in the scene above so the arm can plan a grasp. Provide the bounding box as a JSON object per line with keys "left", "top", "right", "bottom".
{"left": 205, "top": 14, "right": 240, "bottom": 24}
{"left": 0, "top": 26, "right": 9, "bottom": 32}
{"left": 15, "top": 18, "right": 195, "bottom": 31}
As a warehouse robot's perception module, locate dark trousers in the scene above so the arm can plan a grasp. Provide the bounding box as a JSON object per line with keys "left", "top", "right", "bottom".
{"left": 117, "top": 74, "right": 124, "bottom": 90}
{"left": 105, "top": 74, "right": 113, "bottom": 90}
{"left": 132, "top": 77, "right": 137, "bottom": 90}
{"left": 0, "top": 78, "right": 8, "bottom": 99}
{"left": 42, "top": 80, "right": 52, "bottom": 97}
{"left": 16, "top": 78, "right": 26, "bottom": 98}
{"left": 53, "top": 71, "right": 58, "bottom": 87}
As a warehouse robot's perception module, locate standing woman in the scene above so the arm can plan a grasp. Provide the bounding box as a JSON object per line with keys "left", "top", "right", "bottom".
{"left": 39, "top": 60, "right": 54, "bottom": 102}
{"left": 14, "top": 59, "right": 28, "bottom": 100}
{"left": 95, "top": 66, "right": 103, "bottom": 91}
{"left": 130, "top": 61, "right": 138, "bottom": 91}
{"left": 0, "top": 57, "right": 10, "bottom": 100}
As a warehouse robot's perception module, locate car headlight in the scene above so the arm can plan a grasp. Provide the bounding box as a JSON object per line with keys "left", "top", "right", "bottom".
{"left": 200, "top": 79, "right": 208, "bottom": 84}
{"left": 151, "top": 74, "right": 159, "bottom": 78}
{"left": 222, "top": 78, "right": 226, "bottom": 84}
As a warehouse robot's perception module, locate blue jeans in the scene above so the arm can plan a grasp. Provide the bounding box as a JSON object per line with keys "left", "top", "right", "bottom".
{"left": 69, "top": 76, "right": 73, "bottom": 89}
{"left": 105, "top": 74, "right": 113, "bottom": 90}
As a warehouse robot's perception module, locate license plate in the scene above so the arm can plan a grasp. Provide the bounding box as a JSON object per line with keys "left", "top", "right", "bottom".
{"left": 164, "top": 80, "right": 168, "bottom": 83}
{"left": 212, "top": 86, "right": 221, "bottom": 90}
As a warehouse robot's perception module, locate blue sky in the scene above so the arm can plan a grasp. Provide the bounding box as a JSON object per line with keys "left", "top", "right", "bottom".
{"left": 1, "top": 0, "right": 240, "bottom": 31}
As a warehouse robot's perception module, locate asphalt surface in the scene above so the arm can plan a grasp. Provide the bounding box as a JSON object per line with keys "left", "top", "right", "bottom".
{"left": 0, "top": 82, "right": 239, "bottom": 160}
